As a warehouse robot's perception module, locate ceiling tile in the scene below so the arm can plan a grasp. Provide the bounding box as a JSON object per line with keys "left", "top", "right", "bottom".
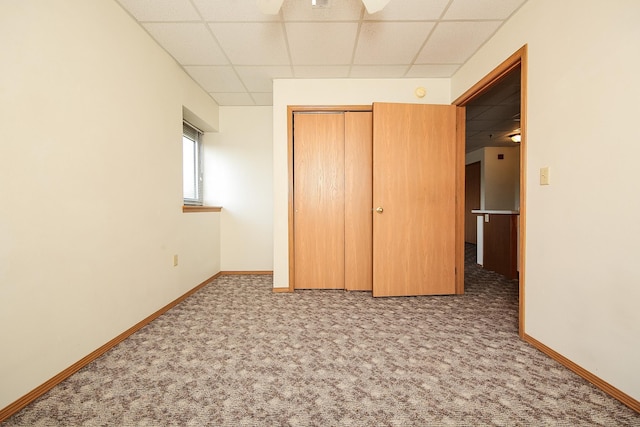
{"left": 473, "top": 105, "right": 519, "bottom": 122}
{"left": 209, "top": 23, "right": 289, "bottom": 65}
{"left": 191, "top": 0, "right": 280, "bottom": 22}
{"left": 282, "top": 0, "right": 363, "bottom": 21}
{"left": 211, "top": 92, "right": 256, "bottom": 106}
{"left": 406, "top": 64, "right": 460, "bottom": 77}
{"left": 293, "top": 66, "right": 350, "bottom": 78}
{"left": 415, "top": 21, "right": 501, "bottom": 64}
{"left": 235, "top": 66, "right": 293, "bottom": 92}
{"left": 143, "top": 23, "right": 228, "bottom": 65}
{"left": 251, "top": 93, "right": 274, "bottom": 106}
{"left": 287, "top": 23, "right": 359, "bottom": 65}
{"left": 184, "top": 66, "right": 246, "bottom": 92}
{"left": 354, "top": 22, "right": 435, "bottom": 64}
{"left": 443, "top": 0, "right": 527, "bottom": 20}
{"left": 364, "top": 0, "right": 450, "bottom": 20}
{"left": 117, "top": 0, "right": 201, "bottom": 21}
{"left": 349, "top": 65, "right": 407, "bottom": 78}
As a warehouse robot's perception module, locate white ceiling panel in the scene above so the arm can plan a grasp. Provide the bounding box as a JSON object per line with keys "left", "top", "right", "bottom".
{"left": 406, "top": 64, "right": 460, "bottom": 77}
{"left": 415, "top": 21, "right": 502, "bottom": 64}
{"left": 354, "top": 22, "right": 435, "bottom": 64}
{"left": 251, "top": 93, "right": 274, "bottom": 106}
{"left": 117, "top": 0, "right": 529, "bottom": 106}
{"left": 287, "top": 23, "right": 359, "bottom": 65}
{"left": 235, "top": 66, "right": 293, "bottom": 92}
{"left": 209, "top": 23, "right": 290, "bottom": 65}
{"left": 117, "top": 0, "right": 200, "bottom": 21}
{"left": 364, "top": 0, "right": 450, "bottom": 21}
{"left": 350, "top": 65, "right": 407, "bottom": 78}
{"left": 191, "top": 0, "right": 280, "bottom": 22}
{"left": 143, "top": 23, "right": 228, "bottom": 65}
{"left": 211, "top": 92, "right": 256, "bottom": 106}
{"left": 282, "top": 0, "right": 363, "bottom": 21}
{"left": 184, "top": 66, "right": 246, "bottom": 92}
{"left": 294, "top": 66, "right": 351, "bottom": 78}
{"left": 443, "top": 0, "right": 527, "bottom": 20}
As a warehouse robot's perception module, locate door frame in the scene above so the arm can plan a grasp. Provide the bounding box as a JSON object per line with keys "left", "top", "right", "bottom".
{"left": 453, "top": 45, "right": 528, "bottom": 337}
{"left": 287, "top": 105, "right": 372, "bottom": 292}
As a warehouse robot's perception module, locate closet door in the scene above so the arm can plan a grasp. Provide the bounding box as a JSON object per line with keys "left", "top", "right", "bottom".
{"left": 344, "top": 112, "right": 373, "bottom": 291}
{"left": 293, "top": 112, "right": 345, "bottom": 289}
{"left": 372, "top": 103, "right": 458, "bottom": 297}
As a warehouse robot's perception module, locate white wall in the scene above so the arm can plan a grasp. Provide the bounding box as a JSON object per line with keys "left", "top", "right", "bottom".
{"left": 207, "top": 107, "right": 274, "bottom": 271}
{"left": 483, "top": 146, "right": 520, "bottom": 210}
{"left": 272, "top": 78, "right": 451, "bottom": 288}
{"left": 453, "top": 0, "right": 640, "bottom": 399}
{"left": 0, "top": 0, "right": 221, "bottom": 409}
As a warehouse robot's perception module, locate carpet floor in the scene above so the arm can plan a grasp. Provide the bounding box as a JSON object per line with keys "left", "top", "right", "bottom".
{"left": 3, "top": 248, "right": 639, "bottom": 426}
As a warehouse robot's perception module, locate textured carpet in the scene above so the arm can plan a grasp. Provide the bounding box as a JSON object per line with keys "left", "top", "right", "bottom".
{"left": 3, "top": 248, "right": 639, "bottom": 426}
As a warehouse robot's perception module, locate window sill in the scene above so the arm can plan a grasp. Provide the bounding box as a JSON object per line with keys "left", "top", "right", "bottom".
{"left": 182, "top": 205, "right": 222, "bottom": 213}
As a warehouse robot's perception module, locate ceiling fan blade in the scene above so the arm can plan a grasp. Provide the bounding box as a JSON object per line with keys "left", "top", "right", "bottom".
{"left": 361, "top": 0, "right": 391, "bottom": 14}
{"left": 257, "top": 0, "right": 285, "bottom": 14}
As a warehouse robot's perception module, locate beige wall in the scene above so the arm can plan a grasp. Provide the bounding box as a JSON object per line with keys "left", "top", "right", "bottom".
{"left": 453, "top": 0, "right": 640, "bottom": 399}
{"left": 272, "top": 78, "right": 451, "bottom": 288}
{"left": 207, "top": 107, "right": 274, "bottom": 271}
{"left": 466, "top": 147, "right": 520, "bottom": 211}
{"left": 0, "top": 0, "right": 221, "bottom": 409}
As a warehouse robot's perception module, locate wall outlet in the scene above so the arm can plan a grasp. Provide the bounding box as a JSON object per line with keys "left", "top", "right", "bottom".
{"left": 173, "top": 254, "right": 178, "bottom": 267}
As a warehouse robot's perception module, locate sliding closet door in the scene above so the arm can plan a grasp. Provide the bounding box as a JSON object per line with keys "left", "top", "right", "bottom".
{"left": 344, "top": 112, "right": 373, "bottom": 291}
{"left": 293, "top": 112, "right": 345, "bottom": 289}
{"left": 372, "top": 103, "right": 457, "bottom": 297}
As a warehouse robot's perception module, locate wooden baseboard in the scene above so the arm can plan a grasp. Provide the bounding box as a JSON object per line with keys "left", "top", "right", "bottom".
{"left": 0, "top": 272, "right": 222, "bottom": 423}
{"left": 272, "top": 287, "right": 293, "bottom": 293}
{"left": 523, "top": 333, "right": 639, "bottom": 413}
{"left": 220, "top": 270, "right": 273, "bottom": 275}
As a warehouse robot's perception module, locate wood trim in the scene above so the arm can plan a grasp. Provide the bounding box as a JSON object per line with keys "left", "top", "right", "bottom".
{"left": 452, "top": 44, "right": 527, "bottom": 336}
{"left": 523, "top": 334, "right": 640, "bottom": 413}
{"left": 455, "top": 107, "right": 466, "bottom": 294}
{"left": 182, "top": 206, "right": 222, "bottom": 213}
{"left": 288, "top": 105, "right": 372, "bottom": 113}
{"left": 0, "top": 272, "right": 222, "bottom": 423}
{"left": 287, "top": 106, "right": 296, "bottom": 292}
{"left": 518, "top": 46, "right": 528, "bottom": 339}
{"left": 453, "top": 45, "right": 527, "bottom": 106}
{"left": 272, "top": 287, "right": 293, "bottom": 293}
{"left": 220, "top": 271, "right": 273, "bottom": 275}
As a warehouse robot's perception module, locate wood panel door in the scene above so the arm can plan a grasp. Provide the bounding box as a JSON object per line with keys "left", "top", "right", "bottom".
{"left": 465, "top": 161, "right": 481, "bottom": 244}
{"left": 293, "top": 112, "right": 345, "bottom": 289}
{"left": 372, "top": 103, "right": 458, "bottom": 297}
{"left": 344, "top": 112, "right": 373, "bottom": 291}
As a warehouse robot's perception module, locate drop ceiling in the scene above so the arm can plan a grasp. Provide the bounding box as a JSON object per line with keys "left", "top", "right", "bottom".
{"left": 465, "top": 65, "right": 521, "bottom": 153}
{"left": 116, "top": 0, "right": 528, "bottom": 106}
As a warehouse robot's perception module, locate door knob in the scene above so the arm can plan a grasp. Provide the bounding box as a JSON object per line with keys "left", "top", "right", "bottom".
{"left": 376, "top": 207, "right": 384, "bottom": 213}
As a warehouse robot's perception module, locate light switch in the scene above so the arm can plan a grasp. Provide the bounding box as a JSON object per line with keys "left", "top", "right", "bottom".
{"left": 540, "top": 167, "right": 550, "bottom": 185}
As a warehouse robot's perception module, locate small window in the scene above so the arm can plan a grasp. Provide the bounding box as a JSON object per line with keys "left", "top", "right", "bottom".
{"left": 183, "top": 121, "right": 203, "bottom": 206}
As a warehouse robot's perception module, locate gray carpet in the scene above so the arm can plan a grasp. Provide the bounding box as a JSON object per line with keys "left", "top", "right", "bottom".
{"left": 3, "top": 248, "right": 639, "bottom": 426}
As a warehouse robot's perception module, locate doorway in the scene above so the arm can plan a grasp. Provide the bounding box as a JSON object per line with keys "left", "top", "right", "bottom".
{"left": 454, "top": 45, "right": 527, "bottom": 337}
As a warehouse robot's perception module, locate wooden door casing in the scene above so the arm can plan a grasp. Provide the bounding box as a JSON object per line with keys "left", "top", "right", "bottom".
{"left": 372, "top": 103, "right": 458, "bottom": 297}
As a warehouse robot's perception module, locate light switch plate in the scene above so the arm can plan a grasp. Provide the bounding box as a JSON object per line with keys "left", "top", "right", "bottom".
{"left": 540, "top": 167, "right": 550, "bottom": 185}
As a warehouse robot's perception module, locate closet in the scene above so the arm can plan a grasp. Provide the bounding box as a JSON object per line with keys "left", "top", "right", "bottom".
{"left": 290, "top": 103, "right": 463, "bottom": 297}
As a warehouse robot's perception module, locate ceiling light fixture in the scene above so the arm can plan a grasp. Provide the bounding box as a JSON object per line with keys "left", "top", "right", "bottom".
{"left": 257, "top": 0, "right": 391, "bottom": 15}
{"left": 508, "top": 129, "right": 521, "bottom": 143}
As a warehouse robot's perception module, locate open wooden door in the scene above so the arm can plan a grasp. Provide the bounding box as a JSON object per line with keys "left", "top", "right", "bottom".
{"left": 372, "top": 103, "right": 458, "bottom": 297}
